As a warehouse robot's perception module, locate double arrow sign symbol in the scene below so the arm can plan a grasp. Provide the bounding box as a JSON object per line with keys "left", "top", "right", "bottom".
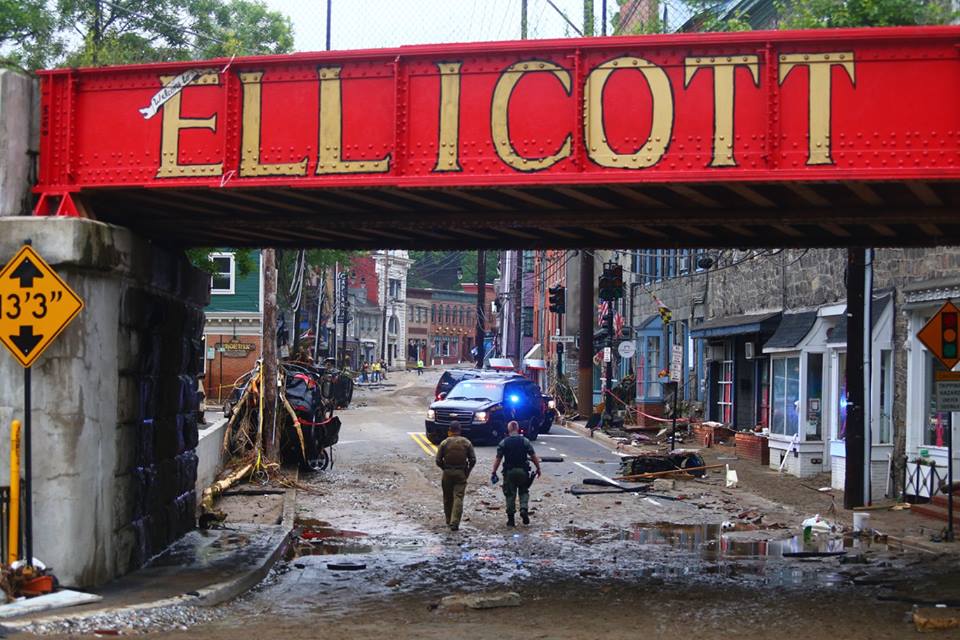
{"left": 8, "top": 257, "right": 44, "bottom": 356}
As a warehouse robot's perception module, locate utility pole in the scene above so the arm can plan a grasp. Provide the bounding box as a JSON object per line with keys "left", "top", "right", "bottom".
{"left": 475, "top": 250, "right": 486, "bottom": 367}
{"left": 514, "top": 250, "right": 524, "bottom": 363}
{"left": 262, "top": 248, "right": 279, "bottom": 460}
{"left": 844, "top": 248, "right": 866, "bottom": 509}
{"left": 521, "top": 0, "right": 528, "bottom": 39}
{"left": 339, "top": 271, "right": 349, "bottom": 369}
{"left": 312, "top": 268, "right": 326, "bottom": 362}
{"left": 380, "top": 251, "right": 391, "bottom": 363}
{"left": 602, "top": 0, "right": 607, "bottom": 35}
{"left": 604, "top": 291, "right": 614, "bottom": 421}
{"left": 325, "top": 0, "right": 332, "bottom": 50}
{"left": 577, "top": 251, "right": 594, "bottom": 418}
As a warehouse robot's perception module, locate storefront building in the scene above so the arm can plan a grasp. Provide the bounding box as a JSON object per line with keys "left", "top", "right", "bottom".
{"left": 904, "top": 277, "right": 960, "bottom": 497}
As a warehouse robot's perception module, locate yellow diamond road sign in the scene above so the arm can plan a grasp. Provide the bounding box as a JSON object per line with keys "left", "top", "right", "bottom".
{"left": 0, "top": 245, "right": 84, "bottom": 368}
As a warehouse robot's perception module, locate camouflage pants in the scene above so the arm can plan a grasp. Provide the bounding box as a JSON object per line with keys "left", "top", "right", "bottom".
{"left": 502, "top": 468, "right": 530, "bottom": 515}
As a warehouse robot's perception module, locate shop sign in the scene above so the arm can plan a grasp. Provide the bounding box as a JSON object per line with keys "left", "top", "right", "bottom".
{"left": 935, "top": 370, "right": 960, "bottom": 412}
{"left": 216, "top": 341, "right": 256, "bottom": 358}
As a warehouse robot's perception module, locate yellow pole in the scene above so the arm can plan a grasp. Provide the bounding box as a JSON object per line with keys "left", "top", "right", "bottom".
{"left": 8, "top": 419, "right": 21, "bottom": 565}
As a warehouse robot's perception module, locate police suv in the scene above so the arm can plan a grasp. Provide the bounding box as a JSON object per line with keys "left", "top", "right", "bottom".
{"left": 425, "top": 374, "right": 547, "bottom": 445}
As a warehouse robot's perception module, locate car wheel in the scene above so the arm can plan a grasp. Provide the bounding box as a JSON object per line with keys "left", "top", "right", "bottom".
{"left": 526, "top": 422, "right": 539, "bottom": 441}
{"left": 540, "top": 419, "right": 552, "bottom": 434}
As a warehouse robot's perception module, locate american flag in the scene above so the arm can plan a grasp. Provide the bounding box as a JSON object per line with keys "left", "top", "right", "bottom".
{"left": 614, "top": 312, "right": 624, "bottom": 338}
{"left": 597, "top": 301, "right": 609, "bottom": 326}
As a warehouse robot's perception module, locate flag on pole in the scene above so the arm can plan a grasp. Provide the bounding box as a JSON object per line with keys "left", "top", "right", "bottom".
{"left": 597, "top": 301, "right": 609, "bottom": 327}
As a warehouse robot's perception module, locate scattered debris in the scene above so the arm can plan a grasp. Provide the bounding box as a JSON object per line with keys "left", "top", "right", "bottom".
{"left": 725, "top": 465, "right": 739, "bottom": 488}
{"left": 652, "top": 479, "right": 675, "bottom": 492}
{"left": 801, "top": 514, "right": 836, "bottom": 534}
{"left": 439, "top": 591, "right": 521, "bottom": 611}
{"left": 913, "top": 607, "right": 960, "bottom": 632}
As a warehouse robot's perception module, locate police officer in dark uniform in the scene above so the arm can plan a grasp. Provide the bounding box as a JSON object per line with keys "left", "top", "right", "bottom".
{"left": 434, "top": 421, "right": 476, "bottom": 531}
{"left": 490, "top": 420, "right": 542, "bottom": 527}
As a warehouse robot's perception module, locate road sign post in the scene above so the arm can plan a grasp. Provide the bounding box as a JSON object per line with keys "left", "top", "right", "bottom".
{"left": 0, "top": 243, "right": 84, "bottom": 566}
{"left": 917, "top": 301, "right": 960, "bottom": 541}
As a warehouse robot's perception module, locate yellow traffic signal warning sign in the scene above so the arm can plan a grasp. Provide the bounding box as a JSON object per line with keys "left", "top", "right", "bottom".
{"left": 0, "top": 245, "right": 84, "bottom": 368}
{"left": 917, "top": 300, "right": 960, "bottom": 371}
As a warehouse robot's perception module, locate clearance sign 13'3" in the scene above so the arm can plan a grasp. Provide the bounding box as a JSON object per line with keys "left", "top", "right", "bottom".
{"left": 0, "top": 246, "right": 83, "bottom": 368}
{"left": 35, "top": 27, "right": 960, "bottom": 194}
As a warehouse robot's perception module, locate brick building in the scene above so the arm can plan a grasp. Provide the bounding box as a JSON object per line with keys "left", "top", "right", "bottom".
{"left": 407, "top": 286, "right": 495, "bottom": 366}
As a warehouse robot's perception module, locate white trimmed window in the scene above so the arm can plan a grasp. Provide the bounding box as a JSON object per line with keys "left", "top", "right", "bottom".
{"left": 210, "top": 253, "right": 235, "bottom": 294}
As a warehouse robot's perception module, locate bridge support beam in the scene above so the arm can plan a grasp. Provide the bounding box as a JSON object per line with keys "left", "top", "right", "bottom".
{"left": 0, "top": 217, "right": 208, "bottom": 586}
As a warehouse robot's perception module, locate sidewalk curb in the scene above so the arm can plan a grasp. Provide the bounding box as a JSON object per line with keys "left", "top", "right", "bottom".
{"left": 562, "top": 419, "right": 635, "bottom": 454}
{"left": 6, "top": 486, "right": 298, "bottom": 628}
{"left": 192, "top": 484, "right": 297, "bottom": 607}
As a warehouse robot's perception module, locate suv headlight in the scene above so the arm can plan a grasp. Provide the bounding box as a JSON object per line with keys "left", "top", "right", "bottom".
{"left": 473, "top": 411, "right": 489, "bottom": 424}
{"left": 427, "top": 409, "right": 436, "bottom": 421}
{"left": 548, "top": 399, "right": 556, "bottom": 410}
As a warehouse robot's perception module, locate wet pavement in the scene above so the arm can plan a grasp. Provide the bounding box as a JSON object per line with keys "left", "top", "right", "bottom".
{"left": 18, "top": 370, "right": 960, "bottom": 638}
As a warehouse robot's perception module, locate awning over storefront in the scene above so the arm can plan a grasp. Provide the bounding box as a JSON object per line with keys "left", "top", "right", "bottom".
{"left": 690, "top": 312, "right": 781, "bottom": 339}
{"left": 763, "top": 311, "right": 818, "bottom": 350}
{"left": 827, "top": 294, "right": 892, "bottom": 344}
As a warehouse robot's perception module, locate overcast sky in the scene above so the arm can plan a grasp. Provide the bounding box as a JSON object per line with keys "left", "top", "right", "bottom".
{"left": 261, "top": 0, "right": 616, "bottom": 52}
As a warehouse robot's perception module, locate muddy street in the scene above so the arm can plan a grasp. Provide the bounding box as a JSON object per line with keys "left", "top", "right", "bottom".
{"left": 17, "top": 368, "right": 958, "bottom": 639}
{"left": 160, "top": 369, "right": 958, "bottom": 640}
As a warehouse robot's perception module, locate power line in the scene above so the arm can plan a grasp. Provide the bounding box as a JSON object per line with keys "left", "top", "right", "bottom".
{"left": 99, "top": 0, "right": 225, "bottom": 46}
{"left": 544, "top": 0, "right": 583, "bottom": 35}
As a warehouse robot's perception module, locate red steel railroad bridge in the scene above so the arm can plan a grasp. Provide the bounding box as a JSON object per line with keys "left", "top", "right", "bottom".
{"left": 32, "top": 26, "right": 960, "bottom": 249}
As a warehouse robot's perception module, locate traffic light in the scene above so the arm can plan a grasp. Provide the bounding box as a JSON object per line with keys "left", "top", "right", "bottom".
{"left": 598, "top": 263, "right": 624, "bottom": 301}
{"left": 943, "top": 311, "right": 958, "bottom": 359}
{"left": 548, "top": 285, "right": 565, "bottom": 314}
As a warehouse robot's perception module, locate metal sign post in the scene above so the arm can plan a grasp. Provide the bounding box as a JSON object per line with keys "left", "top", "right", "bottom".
{"left": 0, "top": 242, "right": 84, "bottom": 565}
{"left": 23, "top": 365, "right": 31, "bottom": 565}
{"left": 936, "top": 370, "right": 960, "bottom": 541}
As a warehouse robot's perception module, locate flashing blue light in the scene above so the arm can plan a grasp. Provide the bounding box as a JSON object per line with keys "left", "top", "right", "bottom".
{"left": 509, "top": 394, "right": 521, "bottom": 404}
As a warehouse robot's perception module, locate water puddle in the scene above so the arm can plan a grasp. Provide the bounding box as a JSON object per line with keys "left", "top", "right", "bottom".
{"left": 289, "top": 541, "right": 377, "bottom": 557}
{"left": 563, "top": 523, "right": 905, "bottom": 560}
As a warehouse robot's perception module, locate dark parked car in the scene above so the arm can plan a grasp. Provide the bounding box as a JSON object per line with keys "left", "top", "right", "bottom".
{"left": 433, "top": 369, "right": 482, "bottom": 400}
{"left": 425, "top": 376, "right": 547, "bottom": 445}
{"left": 540, "top": 393, "right": 557, "bottom": 433}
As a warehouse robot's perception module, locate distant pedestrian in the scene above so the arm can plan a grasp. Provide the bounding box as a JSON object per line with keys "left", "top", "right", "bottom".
{"left": 417, "top": 358, "right": 424, "bottom": 375}
{"left": 371, "top": 361, "right": 381, "bottom": 382}
{"left": 435, "top": 421, "right": 476, "bottom": 532}
{"left": 379, "top": 359, "right": 388, "bottom": 380}
{"left": 490, "top": 421, "right": 542, "bottom": 527}
{"left": 360, "top": 361, "right": 370, "bottom": 383}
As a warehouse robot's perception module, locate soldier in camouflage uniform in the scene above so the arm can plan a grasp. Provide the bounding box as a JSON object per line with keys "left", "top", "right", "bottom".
{"left": 434, "top": 421, "right": 476, "bottom": 531}
{"left": 491, "top": 421, "right": 542, "bottom": 527}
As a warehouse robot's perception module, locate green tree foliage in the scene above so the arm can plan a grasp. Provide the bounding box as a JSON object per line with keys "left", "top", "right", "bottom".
{"left": 777, "top": 0, "right": 956, "bottom": 29}
{"left": 1, "top": 0, "right": 294, "bottom": 70}
{"left": 408, "top": 251, "right": 499, "bottom": 290}
{"left": 611, "top": 0, "right": 955, "bottom": 35}
{"left": 0, "top": 0, "right": 61, "bottom": 70}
